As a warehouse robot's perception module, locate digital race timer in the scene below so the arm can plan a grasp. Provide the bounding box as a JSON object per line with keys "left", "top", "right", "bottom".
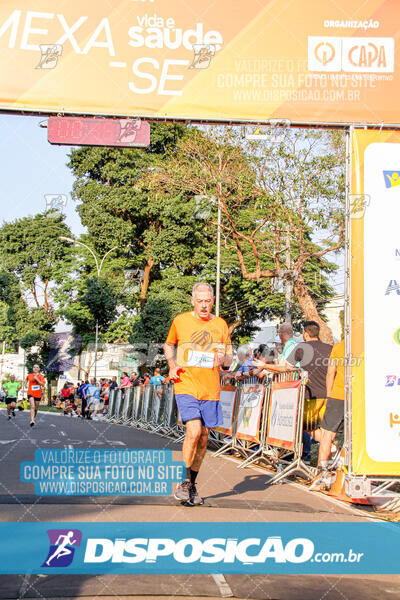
{"left": 47, "top": 117, "right": 150, "bottom": 148}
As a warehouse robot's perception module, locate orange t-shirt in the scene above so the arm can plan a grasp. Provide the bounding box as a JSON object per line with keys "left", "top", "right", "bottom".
{"left": 329, "top": 340, "right": 345, "bottom": 401}
{"left": 165, "top": 311, "right": 232, "bottom": 401}
{"left": 26, "top": 373, "right": 46, "bottom": 398}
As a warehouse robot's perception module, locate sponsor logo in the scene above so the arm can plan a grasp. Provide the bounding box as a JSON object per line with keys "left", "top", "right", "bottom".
{"left": 383, "top": 170, "right": 400, "bottom": 188}
{"left": 83, "top": 536, "right": 314, "bottom": 564}
{"left": 42, "top": 529, "right": 82, "bottom": 567}
{"left": 385, "top": 375, "right": 400, "bottom": 387}
{"left": 385, "top": 280, "right": 400, "bottom": 295}
{"left": 308, "top": 36, "right": 394, "bottom": 73}
{"left": 394, "top": 328, "right": 400, "bottom": 346}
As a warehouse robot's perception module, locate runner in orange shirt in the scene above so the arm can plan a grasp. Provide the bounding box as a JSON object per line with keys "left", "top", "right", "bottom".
{"left": 26, "top": 364, "right": 46, "bottom": 427}
{"left": 164, "top": 282, "right": 233, "bottom": 505}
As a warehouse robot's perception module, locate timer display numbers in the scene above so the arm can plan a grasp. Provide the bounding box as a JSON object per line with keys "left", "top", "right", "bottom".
{"left": 48, "top": 117, "right": 150, "bottom": 147}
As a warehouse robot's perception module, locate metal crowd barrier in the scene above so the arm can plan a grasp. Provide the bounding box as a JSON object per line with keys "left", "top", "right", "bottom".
{"left": 105, "top": 370, "right": 315, "bottom": 484}
{"left": 212, "top": 369, "right": 315, "bottom": 484}
{"left": 106, "top": 384, "right": 182, "bottom": 438}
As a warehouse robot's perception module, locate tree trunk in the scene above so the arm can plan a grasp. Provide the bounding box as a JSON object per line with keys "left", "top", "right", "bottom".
{"left": 140, "top": 257, "right": 154, "bottom": 309}
{"left": 228, "top": 315, "right": 243, "bottom": 335}
{"left": 293, "top": 274, "right": 334, "bottom": 344}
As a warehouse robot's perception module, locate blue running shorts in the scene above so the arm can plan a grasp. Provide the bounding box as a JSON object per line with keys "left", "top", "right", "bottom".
{"left": 175, "top": 394, "right": 223, "bottom": 429}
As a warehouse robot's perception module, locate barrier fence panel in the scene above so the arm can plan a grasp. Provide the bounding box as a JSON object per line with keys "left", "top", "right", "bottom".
{"left": 106, "top": 373, "right": 314, "bottom": 484}
{"left": 213, "top": 378, "right": 266, "bottom": 460}
{"left": 122, "top": 388, "right": 134, "bottom": 424}
{"left": 140, "top": 386, "right": 151, "bottom": 429}
{"left": 162, "top": 384, "right": 179, "bottom": 437}
{"left": 132, "top": 386, "right": 143, "bottom": 426}
{"left": 265, "top": 372, "right": 314, "bottom": 485}
{"left": 112, "top": 390, "right": 122, "bottom": 423}
{"left": 107, "top": 389, "right": 117, "bottom": 420}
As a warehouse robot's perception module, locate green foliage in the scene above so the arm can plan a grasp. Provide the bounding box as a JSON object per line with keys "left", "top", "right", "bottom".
{"left": 0, "top": 212, "right": 73, "bottom": 304}
{"left": 104, "top": 314, "right": 138, "bottom": 343}
{"left": 0, "top": 272, "right": 27, "bottom": 349}
{"left": 131, "top": 298, "right": 174, "bottom": 346}
{"left": 81, "top": 277, "right": 118, "bottom": 329}
{"left": 146, "top": 126, "right": 343, "bottom": 341}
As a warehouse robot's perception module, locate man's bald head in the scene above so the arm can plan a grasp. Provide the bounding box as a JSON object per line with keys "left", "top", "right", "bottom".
{"left": 191, "top": 282, "right": 214, "bottom": 320}
{"left": 279, "top": 322, "right": 293, "bottom": 344}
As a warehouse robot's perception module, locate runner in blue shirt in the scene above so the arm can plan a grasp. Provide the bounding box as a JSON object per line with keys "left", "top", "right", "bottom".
{"left": 85, "top": 378, "right": 101, "bottom": 420}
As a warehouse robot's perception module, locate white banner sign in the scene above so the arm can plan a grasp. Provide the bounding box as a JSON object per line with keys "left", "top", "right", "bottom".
{"left": 217, "top": 389, "right": 236, "bottom": 433}
{"left": 363, "top": 142, "right": 400, "bottom": 462}
{"left": 236, "top": 385, "right": 264, "bottom": 440}
{"left": 268, "top": 388, "right": 298, "bottom": 444}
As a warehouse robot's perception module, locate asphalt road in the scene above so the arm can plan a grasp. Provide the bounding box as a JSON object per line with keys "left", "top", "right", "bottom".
{"left": 0, "top": 409, "right": 399, "bottom": 600}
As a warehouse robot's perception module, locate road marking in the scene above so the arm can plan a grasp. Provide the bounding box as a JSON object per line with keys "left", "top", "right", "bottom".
{"left": 211, "top": 574, "right": 233, "bottom": 598}
{"left": 0, "top": 440, "right": 18, "bottom": 445}
{"left": 109, "top": 61, "right": 127, "bottom": 67}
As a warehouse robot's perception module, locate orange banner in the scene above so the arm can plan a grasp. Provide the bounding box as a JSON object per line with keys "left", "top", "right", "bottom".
{"left": 0, "top": 1, "right": 399, "bottom": 124}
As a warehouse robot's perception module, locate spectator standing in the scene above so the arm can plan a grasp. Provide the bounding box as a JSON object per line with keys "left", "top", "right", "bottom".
{"left": 119, "top": 372, "right": 132, "bottom": 390}
{"left": 311, "top": 340, "right": 345, "bottom": 489}
{"left": 235, "top": 345, "right": 254, "bottom": 380}
{"left": 149, "top": 368, "right": 165, "bottom": 386}
{"left": 287, "top": 321, "right": 332, "bottom": 462}
{"left": 109, "top": 376, "right": 118, "bottom": 392}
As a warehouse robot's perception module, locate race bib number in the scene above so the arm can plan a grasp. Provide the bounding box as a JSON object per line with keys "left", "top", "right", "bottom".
{"left": 186, "top": 350, "right": 214, "bottom": 369}
{"left": 31, "top": 385, "right": 41, "bottom": 391}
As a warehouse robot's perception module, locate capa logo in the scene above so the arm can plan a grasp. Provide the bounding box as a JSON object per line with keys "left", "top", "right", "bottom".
{"left": 308, "top": 36, "right": 394, "bottom": 72}
{"left": 42, "top": 529, "right": 82, "bottom": 567}
{"left": 84, "top": 536, "right": 314, "bottom": 564}
{"left": 346, "top": 41, "right": 387, "bottom": 68}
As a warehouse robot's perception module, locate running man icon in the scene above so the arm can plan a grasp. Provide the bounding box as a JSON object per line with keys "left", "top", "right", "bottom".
{"left": 42, "top": 529, "right": 82, "bottom": 567}
{"left": 46, "top": 532, "right": 76, "bottom": 566}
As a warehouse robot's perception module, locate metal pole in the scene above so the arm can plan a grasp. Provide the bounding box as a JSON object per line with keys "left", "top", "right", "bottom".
{"left": 94, "top": 321, "right": 99, "bottom": 381}
{"left": 344, "top": 125, "right": 353, "bottom": 475}
{"left": 22, "top": 348, "right": 26, "bottom": 393}
{"left": 0, "top": 341, "right": 5, "bottom": 379}
{"left": 216, "top": 196, "right": 221, "bottom": 317}
{"left": 284, "top": 228, "right": 292, "bottom": 323}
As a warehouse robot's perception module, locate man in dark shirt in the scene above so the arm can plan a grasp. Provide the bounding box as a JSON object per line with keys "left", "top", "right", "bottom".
{"left": 287, "top": 321, "right": 332, "bottom": 461}
{"left": 109, "top": 376, "right": 118, "bottom": 392}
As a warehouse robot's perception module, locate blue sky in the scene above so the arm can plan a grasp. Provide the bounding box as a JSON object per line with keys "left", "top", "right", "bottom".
{"left": 0, "top": 113, "right": 84, "bottom": 235}
{"left": 0, "top": 113, "right": 343, "bottom": 301}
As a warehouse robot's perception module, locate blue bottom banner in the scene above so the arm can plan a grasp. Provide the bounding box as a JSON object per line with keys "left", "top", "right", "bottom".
{"left": 1, "top": 522, "right": 400, "bottom": 574}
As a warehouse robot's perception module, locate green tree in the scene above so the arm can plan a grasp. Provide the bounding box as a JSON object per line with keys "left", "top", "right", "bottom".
{"left": 0, "top": 213, "right": 75, "bottom": 393}
{"left": 0, "top": 272, "right": 27, "bottom": 350}
{"left": 81, "top": 277, "right": 118, "bottom": 330}
{"left": 147, "top": 127, "right": 341, "bottom": 343}
{"left": 67, "top": 123, "right": 190, "bottom": 310}
{"left": 0, "top": 212, "right": 73, "bottom": 315}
